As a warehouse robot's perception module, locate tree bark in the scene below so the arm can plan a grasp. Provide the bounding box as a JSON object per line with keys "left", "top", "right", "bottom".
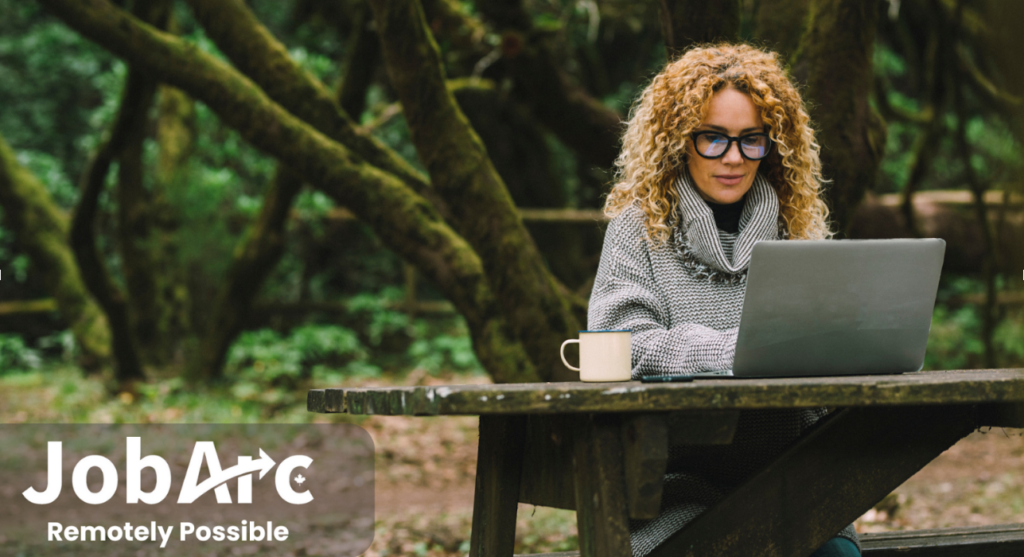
{"left": 659, "top": 0, "right": 741, "bottom": 59}
{"left": 336, "top": 5, "right": 379, "bottom": 121}
{"left": 121, "top": 8, "right": 192, "bottom": 367}
{"left": 116, "top": 85, "right": 165, "bottom": 362}
{"left": 0, "top": 134, "right": 111, "bottom": 369}
{"left": 453, "top": 84, "right": 593, "bottom": 289}
{"left": 180, "top": 0, "right": 541, "bottom": 382}
{"left": 38, "top": 0, "right": 539, "bottom": 383}
{"left": 70, "top": 66, "right": 153, "bottom": 383}
{"left": 114, "top": 0, "right": 185, "bottom": 367}
{"left": 370, "top": 0, "right": 584, "bottom": 381}
{"left": 421, "top": 0, "right": 490, "bottom": 60}
{"left": 794, "top": 0, "right": 886, "bottom": 235}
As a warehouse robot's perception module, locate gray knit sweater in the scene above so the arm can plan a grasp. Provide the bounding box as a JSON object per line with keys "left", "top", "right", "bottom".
{"left": 588, "top": 171, "right": 860, "bottom": 555}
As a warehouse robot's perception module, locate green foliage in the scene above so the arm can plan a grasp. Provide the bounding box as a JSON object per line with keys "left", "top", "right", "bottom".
{"left": 226, "top": 324, "right": 375, "bottom": 407}
{"left": 994, "top": 315, "right": 1024, "bottom": 363}
{"left": 229, "top": 324, "right": 371, "bottom": 379}
{"left": 0, "top": 1, "right": 118, "bottom": 190}
{"left": 924, "top": 305, "right": 984, "bottom": 370}
{"left": 408, "top": 331, "right": 479, "bottom": 374}
{"left": 346, "top": 287, "right": 413, "bottom": 346}
{"left": 924, "top": 277, "right": 1024, "bottom": 370}
{"left": 223, "top": 289, "right": 483, "bottom": 403}
{"left": 345, "top": 287, "right": 484, "bottom": 375}
{"left": 0, "top": 334, "right": 41, "bottom": 374}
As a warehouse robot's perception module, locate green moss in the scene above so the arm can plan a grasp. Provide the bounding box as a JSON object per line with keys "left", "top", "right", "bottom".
{"left": 0, "top": 133, "right": 112, "bottom": 366}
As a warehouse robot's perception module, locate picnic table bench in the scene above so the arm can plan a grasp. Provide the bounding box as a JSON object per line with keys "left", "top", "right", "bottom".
{"left": 309, "top": 369, "right": 1024, "bottom": 556}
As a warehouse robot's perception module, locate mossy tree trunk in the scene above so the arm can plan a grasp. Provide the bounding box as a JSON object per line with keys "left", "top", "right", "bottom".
{"left": 181, "top": 0, "right": 443, "bottom": 212}
{"left": 70, "top": 65, "right": 153, "bottom": 384}
{"left": 0, "top": 134, "right": 112, "bottom": 369}
{"left": 68, "top": 0, "right": 181, "bottom": 384}
{"left": 453, "top": 84, "right": 592, "bottom": 290}
{"left": 114, "top": 1, "right": 188, "bottom": 368}
{"left": 39, "top": 0, "right": 542, "bottom": 384}
{"left": 794, "top": 0, "right": 887, "bottom": 234}
{"left": 179, "top": 0, "right": 538, "bottom": 383}
{"left": 370, "top": 0, "right": 585, "bottom": 381}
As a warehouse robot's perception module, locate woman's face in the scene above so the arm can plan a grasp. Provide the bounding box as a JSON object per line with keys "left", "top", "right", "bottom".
{"left": 685, "top": 86, "right": 763, "bottom": 204}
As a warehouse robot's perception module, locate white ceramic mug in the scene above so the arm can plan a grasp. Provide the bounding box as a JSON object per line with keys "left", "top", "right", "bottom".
{"left": 560, "top": 330, "right": 632, "bottom": 382}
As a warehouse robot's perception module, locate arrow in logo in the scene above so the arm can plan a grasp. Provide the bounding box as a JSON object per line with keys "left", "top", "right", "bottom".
{"left": 177, "top": 449, "right": 276, "bottom": 504}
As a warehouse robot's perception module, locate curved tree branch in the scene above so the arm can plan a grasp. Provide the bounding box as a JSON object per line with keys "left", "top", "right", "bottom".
{"left": 0, "top": 134, "right": 111, "bottom": 370}
{"left": 181, "top": 0, "right": 447, "bottom": 215}
{"left": 371, "top": 0, "right": 583, "bottom": 381}
{"left": 70, "top": 67, "right": 153, "bottom": 383}
{"left": 39, "top": 0, "right": 537, "bottom": 383}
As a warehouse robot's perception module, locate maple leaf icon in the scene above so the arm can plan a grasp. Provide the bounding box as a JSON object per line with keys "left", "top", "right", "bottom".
{"left": 294, "top": 474, "right": 306, "bottom": 485}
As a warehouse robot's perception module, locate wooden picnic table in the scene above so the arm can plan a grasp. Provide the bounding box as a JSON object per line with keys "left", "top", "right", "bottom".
{"left": 308, "top": 369, "right": 1024, "bottom": 557}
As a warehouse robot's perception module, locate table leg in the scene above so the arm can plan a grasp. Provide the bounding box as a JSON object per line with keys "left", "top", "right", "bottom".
{"left": 647, "top": 404, "right": 978, "bottom": 557}
{"left": 574, "top": 414, "right": 632, "bottom": 557}
{"left": 470, "top": 414, "right": 527, "bottom": 557}
{"left": 621, "top": 414, "right": 668, "bottom": 520}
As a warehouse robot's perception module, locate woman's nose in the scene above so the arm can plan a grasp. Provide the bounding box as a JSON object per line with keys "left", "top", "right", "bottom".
{"left": 722, "top": 142, "right": 744, "bottom": 164}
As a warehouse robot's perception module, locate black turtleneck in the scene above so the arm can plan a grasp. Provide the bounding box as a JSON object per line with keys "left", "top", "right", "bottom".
{"left": 706, "top": 196, "right": 745, "bottom": 233}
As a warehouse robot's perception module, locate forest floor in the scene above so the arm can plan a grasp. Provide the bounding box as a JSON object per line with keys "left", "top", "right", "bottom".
{"left": 2, "top": 368, "right": 1024, "bottom": 556}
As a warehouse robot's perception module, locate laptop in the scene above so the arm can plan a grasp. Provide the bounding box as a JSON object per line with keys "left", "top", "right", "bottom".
{"left": 718, "top": 238, "right": 945, "bottom": 378}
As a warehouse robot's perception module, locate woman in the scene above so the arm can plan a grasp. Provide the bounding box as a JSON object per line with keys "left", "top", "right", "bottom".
{"left": 588, "top": 44, "right": 861, "bottom": 556}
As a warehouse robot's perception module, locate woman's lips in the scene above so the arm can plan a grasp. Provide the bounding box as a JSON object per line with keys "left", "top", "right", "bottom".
{"left": 714, "top": 174, "right": 744, "bottom": 186}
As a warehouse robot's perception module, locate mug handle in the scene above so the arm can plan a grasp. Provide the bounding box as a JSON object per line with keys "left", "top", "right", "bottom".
{"left": 560, "top": 339, "right": 580, "bottom": 372}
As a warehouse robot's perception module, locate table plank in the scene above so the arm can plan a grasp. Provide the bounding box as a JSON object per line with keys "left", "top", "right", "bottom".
{"left": 309, "top": 369, "right": 1024, "bottom": 415}
{"left": 861, "top": 523, "right": 1024, "bottom": 556}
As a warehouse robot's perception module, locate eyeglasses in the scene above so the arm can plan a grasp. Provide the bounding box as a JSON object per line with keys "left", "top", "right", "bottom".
{"left": 690, "top": 131, "right": 773, "bottom": 161}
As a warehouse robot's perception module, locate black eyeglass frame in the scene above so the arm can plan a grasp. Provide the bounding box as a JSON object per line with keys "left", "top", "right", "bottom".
{"left": 689, "top": 131, "right": 774, "bottom": 161}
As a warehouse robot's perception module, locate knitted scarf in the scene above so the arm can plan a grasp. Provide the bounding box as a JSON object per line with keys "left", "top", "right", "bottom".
{"left": 672, "top": 170, "right": 781, "bottom": 284}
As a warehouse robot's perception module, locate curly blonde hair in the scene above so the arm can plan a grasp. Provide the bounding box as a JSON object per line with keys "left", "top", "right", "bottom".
{"left": 606, "top": 43, "right": 831, "bottom": 243}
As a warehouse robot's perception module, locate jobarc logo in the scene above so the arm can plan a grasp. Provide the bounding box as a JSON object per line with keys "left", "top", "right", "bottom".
{"left": 23, "top": 437, "right": 313, "bottom": 505}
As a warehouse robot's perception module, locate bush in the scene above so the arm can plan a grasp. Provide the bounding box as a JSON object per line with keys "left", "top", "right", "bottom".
{"left": 0, "top": 334, "right": 41, "bottom": 374}
{"left": 227, "top": 324, "right": 374, "bottom": 386}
